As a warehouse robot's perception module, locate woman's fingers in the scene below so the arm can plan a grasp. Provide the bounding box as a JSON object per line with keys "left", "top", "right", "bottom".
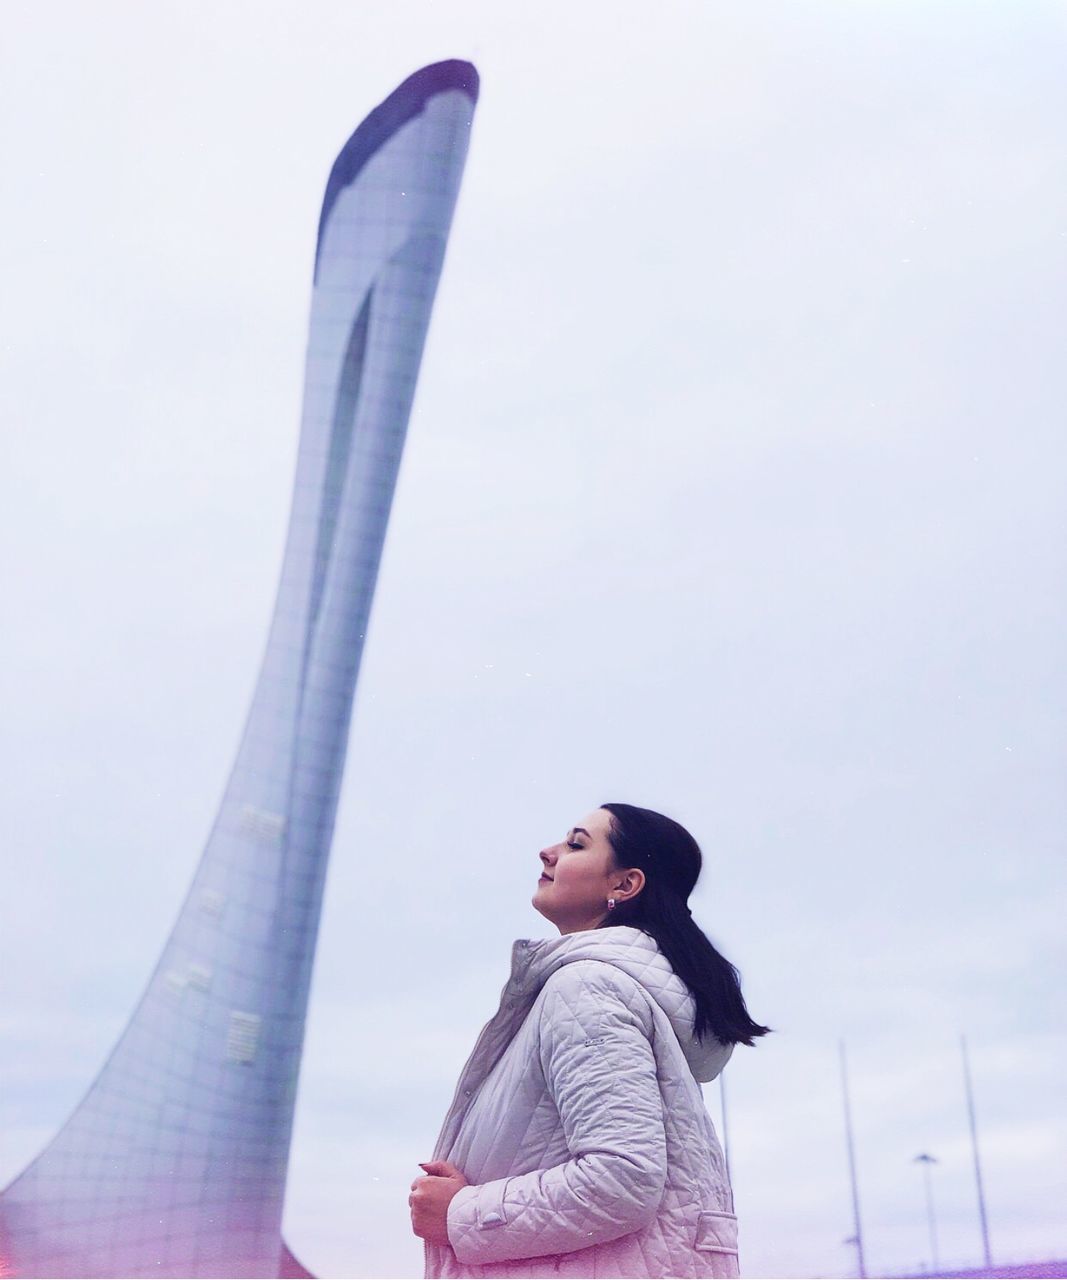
{"left": 419, "top": 1158, "right": 463, "bottom": 1178}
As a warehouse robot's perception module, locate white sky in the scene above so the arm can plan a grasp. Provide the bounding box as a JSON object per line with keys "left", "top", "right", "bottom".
{"left": 1, "top": 3, "right": 1065, "bottom": 1277}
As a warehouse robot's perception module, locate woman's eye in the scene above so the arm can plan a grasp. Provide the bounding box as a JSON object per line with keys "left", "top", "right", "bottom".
{"left": 566, "top": 841, "right": 582, "bottom": 851}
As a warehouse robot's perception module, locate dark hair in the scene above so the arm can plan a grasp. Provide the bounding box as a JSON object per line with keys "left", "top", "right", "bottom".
{"left": 597, "top": 802, "right": 771, "bottom": 1048}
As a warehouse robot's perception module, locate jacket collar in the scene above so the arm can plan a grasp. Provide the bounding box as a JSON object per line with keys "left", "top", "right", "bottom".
{"left": 510, "top": 925, "right": 733, "bottom": 1084}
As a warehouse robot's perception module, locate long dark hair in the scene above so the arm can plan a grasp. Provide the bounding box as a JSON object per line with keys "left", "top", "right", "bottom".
{"left": 597, "top": 802, "right": 770, "bottom": 1047}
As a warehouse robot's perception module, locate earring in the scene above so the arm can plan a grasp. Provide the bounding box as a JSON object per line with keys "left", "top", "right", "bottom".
{"left": 607, "top": 898, "right": 616, "bottom": 911}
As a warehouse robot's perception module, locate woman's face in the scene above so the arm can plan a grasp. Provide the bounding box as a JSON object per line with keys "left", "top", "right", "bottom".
{"left": 532, "top": 807, "right": 644, "bottom": 935}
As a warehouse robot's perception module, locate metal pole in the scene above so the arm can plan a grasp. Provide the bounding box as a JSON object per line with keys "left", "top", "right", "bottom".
{"left": 914, "top": 1154, "right": 940, "bottom": 1272}
{"left": 839, "top": 1040, "right": 867, "bottom": 1278}
{"left": 719, "top": 1070, "right": 733, "bottom": 1187}
{"left": 961, "top": 1034, "right": 993, "bottom": 1267}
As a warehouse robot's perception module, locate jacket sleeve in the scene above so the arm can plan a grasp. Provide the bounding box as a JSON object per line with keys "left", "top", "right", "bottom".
{"left": 445, "top": 960, "right": 668, "bottom": 1266}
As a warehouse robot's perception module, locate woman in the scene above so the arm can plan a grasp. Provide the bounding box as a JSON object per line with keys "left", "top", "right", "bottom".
{"left": 409, "top": 802, "right": 769, "bottom": 1278}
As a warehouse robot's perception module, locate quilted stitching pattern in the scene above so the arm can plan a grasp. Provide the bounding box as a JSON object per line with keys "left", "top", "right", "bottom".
{"left": 423, "top": 926, "right": 740, "bottom": 1279}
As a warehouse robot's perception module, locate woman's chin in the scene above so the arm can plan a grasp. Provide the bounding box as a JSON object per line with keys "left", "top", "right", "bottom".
{"left": 530, "top": 894, "right": 553, "bottom": 923}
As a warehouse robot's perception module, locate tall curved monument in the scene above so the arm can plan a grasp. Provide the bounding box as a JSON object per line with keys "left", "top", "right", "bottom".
{"left": 0, "top": 59, "right": 478, "bottom": 1279}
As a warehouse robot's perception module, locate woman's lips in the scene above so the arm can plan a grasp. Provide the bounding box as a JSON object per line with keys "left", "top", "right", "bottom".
{"left": 539, "top": 874, "right": 552, "bottom": 883}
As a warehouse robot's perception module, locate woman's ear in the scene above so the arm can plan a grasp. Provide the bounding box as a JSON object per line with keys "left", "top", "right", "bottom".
{"left": 614, "top": 868, "right": 645, "bottom": 900}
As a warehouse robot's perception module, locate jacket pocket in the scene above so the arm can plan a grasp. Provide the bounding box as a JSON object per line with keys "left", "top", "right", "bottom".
{"left": 695, "top": 1209, "right": 739, "bottom": 1272}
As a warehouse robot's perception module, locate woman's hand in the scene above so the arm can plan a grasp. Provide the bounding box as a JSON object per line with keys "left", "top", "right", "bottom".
{"left": 409, "top": 1159, "right": 470, "bottom": 1246}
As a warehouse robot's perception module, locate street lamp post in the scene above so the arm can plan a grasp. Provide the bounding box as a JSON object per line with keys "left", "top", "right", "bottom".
{"left": 960, "top": 1034, "right": 994, "bottom": 1268}
{"left": 913, "top": 1153, "right": 941, "bottom": 1273}
{"left": 839, "top": 1042, "right": 867, "bottom": 1278}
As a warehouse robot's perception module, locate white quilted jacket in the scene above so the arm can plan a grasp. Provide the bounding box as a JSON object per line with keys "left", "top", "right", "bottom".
{"left": 424, "top": 925, "right": 740, "bottom": 1278}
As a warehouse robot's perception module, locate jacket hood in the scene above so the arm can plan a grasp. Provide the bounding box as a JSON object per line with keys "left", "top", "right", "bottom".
{"left": 511, "top": 924, "right": 733, "bottom": 1084}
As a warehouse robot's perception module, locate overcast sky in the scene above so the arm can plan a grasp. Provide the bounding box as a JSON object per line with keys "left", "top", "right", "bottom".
{"left": 2, "top": 3, "right": 1065, "bottom": 1277}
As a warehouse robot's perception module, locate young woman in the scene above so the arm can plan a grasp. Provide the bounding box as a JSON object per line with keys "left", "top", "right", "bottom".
{"left": 410, "top": 802, "right": 769, "bottom": 1278}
